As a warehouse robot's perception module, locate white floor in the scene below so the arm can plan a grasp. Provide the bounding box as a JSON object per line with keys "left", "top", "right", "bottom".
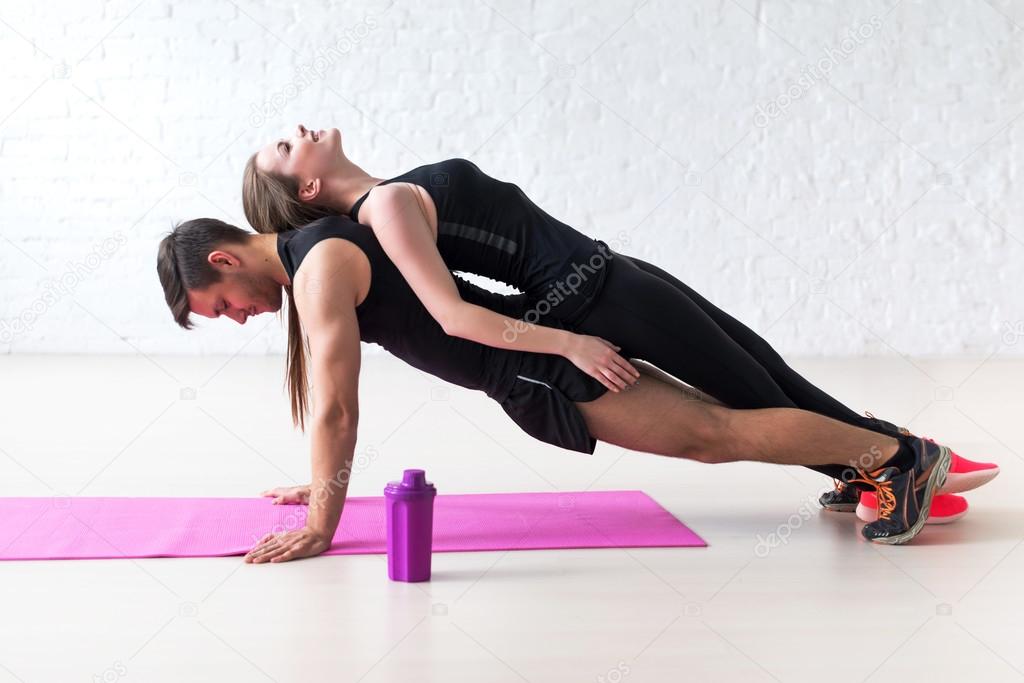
{"left": 0, "top": 353, "right": 1021, "bottom": 682}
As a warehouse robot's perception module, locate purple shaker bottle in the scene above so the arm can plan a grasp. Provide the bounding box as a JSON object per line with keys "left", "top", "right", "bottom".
{"left": 384, "top": 469, "right": 437, "bottom": 582}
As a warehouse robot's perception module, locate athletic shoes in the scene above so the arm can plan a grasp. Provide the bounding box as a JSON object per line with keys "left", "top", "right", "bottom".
{"left": 858, "top": 491, "right": 968, "bottom": 524}
{"left": 933, "top": 442, "right": 1000, "bottom": 493}
{"left": 819, "top": 444, "right": 999, "bottom": 512}
{"left": 851, "top": 437, "right": 952, "bottom": 544}
{"left": 818, "top": 480, "right": 861, "bottom": 512}
{"left": 815, "top": 411, "right": 911, "bottom": 514}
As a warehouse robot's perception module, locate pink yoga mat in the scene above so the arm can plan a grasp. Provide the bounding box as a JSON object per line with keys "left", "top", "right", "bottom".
{"left": 0, "top": 490, "right": 705, "bottom": 561}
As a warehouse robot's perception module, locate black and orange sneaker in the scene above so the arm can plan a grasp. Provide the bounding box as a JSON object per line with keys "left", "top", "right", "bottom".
{"left": 848, "top": 437, "right": 952, "bottom": 545}
{"left": 816, "top": 412, "right": 912, "bottom": 513}
{"left": 818, "top": 480, "right": 860, "bottom": 512}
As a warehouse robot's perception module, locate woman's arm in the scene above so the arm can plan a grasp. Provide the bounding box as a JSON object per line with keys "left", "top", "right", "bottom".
{"left": 245, "top": 241, "right": 363, "bottom": 564}
{"left": 362, "top": 183, "right": 639, "bottom": 392}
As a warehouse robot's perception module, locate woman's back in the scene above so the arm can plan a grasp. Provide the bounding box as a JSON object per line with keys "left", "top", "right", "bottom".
{"left": 348, "top": 158, "right": 611, "bottom": 323}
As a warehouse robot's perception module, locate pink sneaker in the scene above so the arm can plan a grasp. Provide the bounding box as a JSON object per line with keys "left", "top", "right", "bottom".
{"left": 857, "top": 490, "right": 968, "bottom": 524}
{"left": 928, "top": 439, "right": 1000, "bottom": 494}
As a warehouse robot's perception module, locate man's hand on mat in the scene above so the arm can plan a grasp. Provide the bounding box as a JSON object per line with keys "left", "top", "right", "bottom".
{"left": 244, "top": 528, "right": 331, "bottom": 564}
{"left": 260, "top": 485, "right": 311, "bottom": 505}
{"left": 564, "top": 334, "right": 640, "bottom": 393}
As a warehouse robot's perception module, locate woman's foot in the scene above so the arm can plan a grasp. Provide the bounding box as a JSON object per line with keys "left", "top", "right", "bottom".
{"left": 932, "top": 442, "right": 1000, "bottom": 493}
{"left": 857, "top": 490, "right": 968, "bottom": 524}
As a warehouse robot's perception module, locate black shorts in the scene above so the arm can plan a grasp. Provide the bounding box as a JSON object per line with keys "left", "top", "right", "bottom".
{"left": 497, "top": 352, "right": 608, "bottom": 454}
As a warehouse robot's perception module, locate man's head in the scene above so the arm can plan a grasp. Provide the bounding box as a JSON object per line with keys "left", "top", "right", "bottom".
{"left": 156, "top": 217, "right": 284, "bottom": 328}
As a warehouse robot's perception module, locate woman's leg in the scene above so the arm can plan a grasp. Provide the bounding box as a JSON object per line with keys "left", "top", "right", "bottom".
{"left": 569, "top": 255, "right": 801, "bottom": 412}
{"left": 567, "top": 252, "right": 905, "bottom": 442}
{"left": 621, "top": 253, "right": 900, "bottom": 436}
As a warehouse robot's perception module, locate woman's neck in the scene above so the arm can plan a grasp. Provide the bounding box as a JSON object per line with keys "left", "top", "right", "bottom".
{"left": 321, "top": 158, "right": 384, "bottom": 215}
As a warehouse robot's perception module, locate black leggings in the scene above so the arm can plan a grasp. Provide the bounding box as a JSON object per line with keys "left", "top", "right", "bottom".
{"left": 567, "top": 251, "right": 900, "bottom": 482}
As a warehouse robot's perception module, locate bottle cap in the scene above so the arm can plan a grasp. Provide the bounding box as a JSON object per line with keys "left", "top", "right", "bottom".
{"left": 384, "top": 468, "right": 436, "bottom": 498}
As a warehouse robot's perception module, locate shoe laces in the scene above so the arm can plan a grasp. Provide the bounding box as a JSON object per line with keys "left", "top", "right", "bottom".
{"left": 847, "top": 467, "right": 896, "bottom": 521}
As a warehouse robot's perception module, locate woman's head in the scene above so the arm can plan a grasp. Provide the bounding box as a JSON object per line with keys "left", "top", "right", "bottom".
{"left": 243, "top": 123, "right": 342, "bottom": 234}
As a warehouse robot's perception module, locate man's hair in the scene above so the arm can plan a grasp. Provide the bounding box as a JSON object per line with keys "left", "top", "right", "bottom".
{"left": 156, "top": 217, "right": 251, "bottom": 329}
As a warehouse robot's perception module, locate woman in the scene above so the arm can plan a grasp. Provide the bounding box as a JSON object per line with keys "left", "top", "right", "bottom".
{"left": 240, "top": 124, "right": 997, "bottom": 511}
{"left": 157, "top": 214, "right": 955, "bottom": 562}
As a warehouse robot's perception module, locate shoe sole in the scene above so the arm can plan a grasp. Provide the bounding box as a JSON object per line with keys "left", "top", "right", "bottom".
{"left": 856, "top": 501, "right": 968, "bottom": 525}
{"left": 939, "top": 467, "right": 1000, "bottom": 494}
{"left": 868, "top": 445, "right": 952, "bottom": 545}
{"left": 821, "top": 502, "right": 858, "bottom": 513}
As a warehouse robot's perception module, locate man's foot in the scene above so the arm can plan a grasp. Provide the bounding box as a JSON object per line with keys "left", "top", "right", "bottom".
{"left": 816, "top": 411, "right": 910, "bottom": 514}
{"left": 853, "top": 437, "right": 952, "bottom": 544}
{"left": 857, "top": 491, "right": 968, "bottom": 524}
{"left": 819, "top": 445, "right": 998, "bottom": 512}
{"left": 819, "top": 480, "right": 860, "bottom": 512}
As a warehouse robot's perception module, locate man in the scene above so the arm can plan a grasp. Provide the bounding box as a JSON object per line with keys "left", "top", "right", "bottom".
{"left": 156, "top": 215, "right": 955, "bottom": 562}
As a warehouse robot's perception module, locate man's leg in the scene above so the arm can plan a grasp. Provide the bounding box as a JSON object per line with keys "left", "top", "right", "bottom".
{"left": 576, "top": 362, "right": 952, "bottom": 544}
{"left": 577, "top": 363, "right": 898, "bottom": 472}
{"left": 627, "top": 360, "right": 877, "bottom": 484}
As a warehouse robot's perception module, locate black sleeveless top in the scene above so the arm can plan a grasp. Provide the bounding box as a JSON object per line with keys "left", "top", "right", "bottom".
{"left": 348, "top": 158, "right": 611, "bottom": 323}
{"left": 276, "top": 214, "right": 529, "bottom": 403}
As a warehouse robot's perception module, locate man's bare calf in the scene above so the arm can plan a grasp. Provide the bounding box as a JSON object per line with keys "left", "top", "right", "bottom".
{"left": 575, "top": 361, "right": 898, "bottom": 473}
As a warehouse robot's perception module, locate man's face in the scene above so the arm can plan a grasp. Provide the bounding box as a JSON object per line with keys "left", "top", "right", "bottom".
{"left": 187, "top": 272, "right": 283, "bottom": 325}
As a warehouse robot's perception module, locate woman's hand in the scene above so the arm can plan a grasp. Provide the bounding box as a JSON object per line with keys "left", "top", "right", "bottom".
{"left": 260, "top": 484, "right": 311, "bottom": 505}
{"left": 563, "top": 334, "right": 640, "bottom": 392}
{"left": 244, "top": 527, "right": 332, "bottom": 564}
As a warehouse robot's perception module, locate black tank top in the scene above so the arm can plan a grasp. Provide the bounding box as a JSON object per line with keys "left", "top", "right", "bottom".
{"left": 348, "top": 158, "right": 610, "bottom": 321}
{"left": 276, "top": 215, "right": 530, "bottom": 402}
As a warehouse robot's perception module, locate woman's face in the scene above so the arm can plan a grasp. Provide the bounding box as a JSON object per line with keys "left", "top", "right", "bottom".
{"left": 255, "top": 123, "right": 342, "bottom": 182}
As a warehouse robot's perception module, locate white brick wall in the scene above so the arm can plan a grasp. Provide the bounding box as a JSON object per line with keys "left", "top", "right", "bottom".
{"left": 1, "top": 0, "right": 1021, "bottom": 357}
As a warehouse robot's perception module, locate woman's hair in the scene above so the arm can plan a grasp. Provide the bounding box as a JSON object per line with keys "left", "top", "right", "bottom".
{"left": 156, "top": 216, "right": 312, "bottom": 430}
{"left": 242, "top": 152, "right": 334, "bottom": 235}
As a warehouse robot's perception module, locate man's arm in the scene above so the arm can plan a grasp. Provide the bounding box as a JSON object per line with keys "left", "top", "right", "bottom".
{"left": 244, "top": 240, "right": 362, "bottom": 563}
